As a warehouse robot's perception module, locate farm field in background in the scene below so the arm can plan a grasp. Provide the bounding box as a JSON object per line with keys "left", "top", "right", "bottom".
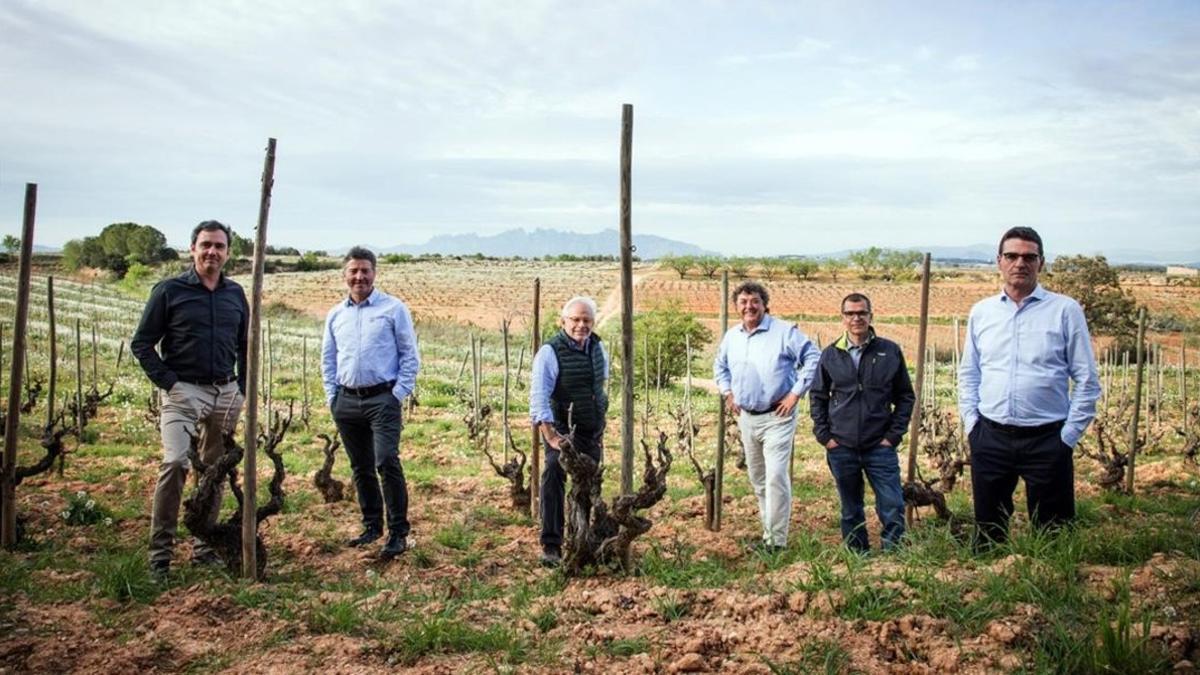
{"left": 1, "top": 263, "right": 1198, "bottom": 673}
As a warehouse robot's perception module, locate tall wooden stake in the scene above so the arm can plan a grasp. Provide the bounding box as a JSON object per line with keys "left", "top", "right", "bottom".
{"left": 1126, "top": 308, "right": 1146, "bottom": 495}
{"left": 47, "top": 278, "right": 59, "bottom": 474}
{"left": 2, "top": 184, "right": 37, "bottom": 548}
{"left": 713, "top": 270, "right": 729, "bottom": 531}
{"left": 75, "top": 319, "right": 83, "bottom": 441}
{"left": 618, "top": 103, "right": 635, "bottom": 497}
{"left": 529, "top": 278, "right": 541, "bottom": 519}
{"left": 904, "top": 253, "right": 932, "bottom": 526}
{"left": 301, "top": 335, "right": 309, "bottom": 423}
{"left": 1182, "top": 343, "right": 1188, "bottom": 438}
{"left": 242, "top": 137, "right": 276, "bottom": 579}
{"left": 502, "top": 318, "right": 511, "bottom": 463}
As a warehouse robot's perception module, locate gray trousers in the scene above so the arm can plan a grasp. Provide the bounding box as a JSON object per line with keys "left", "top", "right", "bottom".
{"left": 149, "top": 381, "right": 243, "bottom": 564}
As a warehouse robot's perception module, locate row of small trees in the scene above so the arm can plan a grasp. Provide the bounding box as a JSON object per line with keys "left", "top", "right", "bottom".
{"left": 660, "top": 247, "right": 925, "bottom": 282}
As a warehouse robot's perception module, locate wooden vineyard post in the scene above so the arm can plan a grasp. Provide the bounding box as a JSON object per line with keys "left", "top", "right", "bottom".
{"left": 713, "top": 270, "right": 729, "bottom": 531}
{"left": 301, "top": 335, "right": 309, "bottom": 425}
{"left": 502, "top": 319, "right": 511, "bottom": 462}
{"left": 953, "top": 317, "right": 965, "bottom": 454}
{"left": 1126, "top": 308, "right": 1146, "bottom": 496}
{"left": 47, "top": 278, "right": 60, "bottom": 475}
{"left": 75, "top": 319, "right": 83, "bottom": 441}
{"left": 2, "top": 183, "right": 37, "bottom": 549}
{"left": 529, "top": 277, "right": 541, "bottom": 519}
{"left": 904, "top": 253, "right": 932, "bottom": 526}
{"left": 1182, "top": 343, "right": 1188, "bottom": 439}
{"left": 618, "top": 103, "right": 635, "bottom": 498}
{"left": 242, "top": 137, "right": 276, "bottom": 579}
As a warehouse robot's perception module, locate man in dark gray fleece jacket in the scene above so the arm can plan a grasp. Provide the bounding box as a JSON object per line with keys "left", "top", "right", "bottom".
{"left": 810, "top": 292, "right": 915, "bottom": 552}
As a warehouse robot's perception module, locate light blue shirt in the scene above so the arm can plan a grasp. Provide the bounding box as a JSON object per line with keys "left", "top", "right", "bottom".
{"left": 713, "top": 314, "right": 819, "bottom": 411}
{"left": 321, "top": 288, "right": 420, "bottom": 404}
{"left": 958, "top": 284, "right": 1100, "bottom": 448}
{"left": 529, "top": 336, "right": 610, "bottom": 425}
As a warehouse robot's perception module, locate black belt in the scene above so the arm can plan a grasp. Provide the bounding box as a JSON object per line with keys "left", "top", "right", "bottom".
{"left": 340, "top": 380, "right": 396, "bottom": 397}
{"left": 179, "top": 375, "right": 237, "bottom": 386}
{"left": 981, "top": 416, "right": 1064, "bottom": 438}
{"left": 744, "top": 400, "right": 783, "bottom": 416}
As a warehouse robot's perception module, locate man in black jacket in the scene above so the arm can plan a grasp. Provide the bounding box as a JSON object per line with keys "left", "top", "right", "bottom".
{"left": 131, "top": 221, "right": 248, "bottom": 579}
{"left": 810, "top": 293, "right": 915, "bottom": 552}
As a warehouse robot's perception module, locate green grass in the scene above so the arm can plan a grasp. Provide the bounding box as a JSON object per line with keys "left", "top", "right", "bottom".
{"left": 640, "top": 539, "right": 741, "bottom": 589}
{"left": 92, "top": 548, "right": 161, "bottom": 604}
{"left": 384, "top": 612, "right": 526, "bottom": 666}
{"left": 763, "top": 638, "right": 853, "bottom": 674}
{"left": 433, "top": 521, "right": 476, "bottom": 550}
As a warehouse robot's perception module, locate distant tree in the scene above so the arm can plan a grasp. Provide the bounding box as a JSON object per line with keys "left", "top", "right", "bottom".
{"left": 696, "top": 256, "right": 722, "bottom": 279}
{"left": 848, "top": 247, "right": 884, "bottom": 278}
{"left": 759, "top": 257, "right": 786, "bottom": 282}
{"left": 726, "top": 257, "right": 752, "bottom": 279}
{"left": 824, "top": 257, "right": 847, "bottom": 282}
{"left": 1048, "top": 255, "right": 1140, "bottom": 357}
{"left": 661, "top": 254, "right": 695, "bottom": 279}
{"left": 61, "top": 223, "right": 167, "bottom": 276}
{"left": 265, "top": 245, "right": 301, "bottom": 256}
{"left": 229, "top": 230, "right": 254, "bottom": 258}
{"left": 786, "top": 259, "right": 818, "bottom": 281}
{"left": 2, "top": 235, "right": 19, "bottom": 254}
{"left": 880, "top": 249, "right": 923, "bottom": 281}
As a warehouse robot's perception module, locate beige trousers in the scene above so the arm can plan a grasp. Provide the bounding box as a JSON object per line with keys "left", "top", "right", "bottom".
{"left": 149, "top": 381, "right": 242, "bottom": 564}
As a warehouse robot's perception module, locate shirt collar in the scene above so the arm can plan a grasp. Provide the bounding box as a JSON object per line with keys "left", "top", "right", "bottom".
{"left": 344, "top": 287, "right": 382, "bottom": 307}
{"left": 835, "top": 327, "right": 875, "bottom": 352}
{"left": 737, "top": 313, "right": 774, "bottom": 335}
{"left": 999, "top": 283, "right": 1047, "bottom": 305}
{"left": 184, "top": 266, "right": 225, "bottom": 288}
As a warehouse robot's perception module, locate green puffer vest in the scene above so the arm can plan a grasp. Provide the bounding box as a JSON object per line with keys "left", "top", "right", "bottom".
{"left": 548, "top": 331, "right": 608, "bottom": 434}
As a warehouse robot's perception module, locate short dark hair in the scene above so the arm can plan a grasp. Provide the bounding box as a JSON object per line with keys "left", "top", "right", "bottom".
{"left": 191, "top": 220, "right": 232, "bottom": 246}
{"left": 731, "top": 281, "right": 769, "bottom": 311}
{"left": 343, "top": 246, "right": 377, "bottom": 269}
{"left": 841, "top": 292, "right": 872, "bottom": 314}
{"left": 998, "top": 226, "right": 1043, "bottom": 258}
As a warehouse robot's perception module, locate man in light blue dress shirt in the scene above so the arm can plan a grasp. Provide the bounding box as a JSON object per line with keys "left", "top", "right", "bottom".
{"left": 959, "top": 227, "right": 1100, "bottom": 546}
{"left": 322, "top": 247, "right": 421, "bottom": 560}
{"left": 714, "top": 281, "right": 819, "bottom": 551}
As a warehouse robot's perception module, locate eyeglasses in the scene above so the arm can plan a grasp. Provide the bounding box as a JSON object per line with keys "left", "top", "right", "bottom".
{"left": 841, "top": 310, "right": 870, "bottom": 318}
{"left": 1000, "top": 252, "right": 1041, "bottom": 263}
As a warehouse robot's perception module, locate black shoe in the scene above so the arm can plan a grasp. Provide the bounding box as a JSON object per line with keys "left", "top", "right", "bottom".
{"left": 150, "top": 559, "right": 170, "bottom": 582}
{"left": 539, "top": 545, "right": 562, "bottom": 568}
{"left": 379, "top": 532, "right": 409, "bottom": 560}
{"left": 346, "top": 527, "right": 383, "bottom": 548}
{"left": 191, "top": 549, "right": 222, "bottom": 567}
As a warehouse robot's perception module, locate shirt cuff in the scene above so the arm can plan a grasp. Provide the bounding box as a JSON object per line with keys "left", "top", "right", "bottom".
{"left": 1061, "top": 428, "right": 1081, "bottom": 449}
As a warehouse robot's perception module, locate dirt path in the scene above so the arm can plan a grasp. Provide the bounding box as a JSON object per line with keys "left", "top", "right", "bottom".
{"left": 595, "top": 269, "right": 654, "bottom": 329}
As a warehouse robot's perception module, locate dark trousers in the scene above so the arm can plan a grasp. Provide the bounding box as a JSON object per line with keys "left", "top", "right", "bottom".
{"left": 826, "top": 444, "right": 906, "bottom": 551}
{"left": 969, "top": 417, "right": 1073, "bottom": 544}
{"left": 540, "top": 429, "right": 603, "bottom": 549}
{"left": 332, "top": 389, "right": 410, "bottom": 537}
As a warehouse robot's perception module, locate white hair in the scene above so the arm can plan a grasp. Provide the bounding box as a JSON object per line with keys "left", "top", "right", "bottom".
{"left": 561, "top": 296, "right": 598, "bottom": 319}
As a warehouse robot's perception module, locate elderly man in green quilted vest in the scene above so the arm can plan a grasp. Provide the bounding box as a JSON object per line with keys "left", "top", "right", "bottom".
{"left": 528, "top": 296, "right": 610, "bottom": 567}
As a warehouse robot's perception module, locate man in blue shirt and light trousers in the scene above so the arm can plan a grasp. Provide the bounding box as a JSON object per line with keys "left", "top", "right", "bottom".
{"left": 322, "top": 247, "right": 421, "bottom": 560}
{"left": 959, "top": 227, "right": 1100, "bottom": 546}
{"left": 714, "top": 282, "right": 819, "bottom": 552}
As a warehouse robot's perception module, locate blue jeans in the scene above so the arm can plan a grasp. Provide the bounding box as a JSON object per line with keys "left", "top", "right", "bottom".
{"left": 826, "top": 444, "right": 905, "bottom": 551}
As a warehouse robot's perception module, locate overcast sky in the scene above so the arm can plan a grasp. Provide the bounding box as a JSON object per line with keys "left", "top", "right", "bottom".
{"left": 1, "top": 1, "right": 1197, "bottom": 256}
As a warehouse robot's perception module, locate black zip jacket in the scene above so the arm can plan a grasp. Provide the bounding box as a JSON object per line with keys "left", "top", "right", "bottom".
{"left": 809, "top": 331, "right": 915, "bottom": 451}
{"left": 131, "top": 267, "right": 249, "bottom": 393}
